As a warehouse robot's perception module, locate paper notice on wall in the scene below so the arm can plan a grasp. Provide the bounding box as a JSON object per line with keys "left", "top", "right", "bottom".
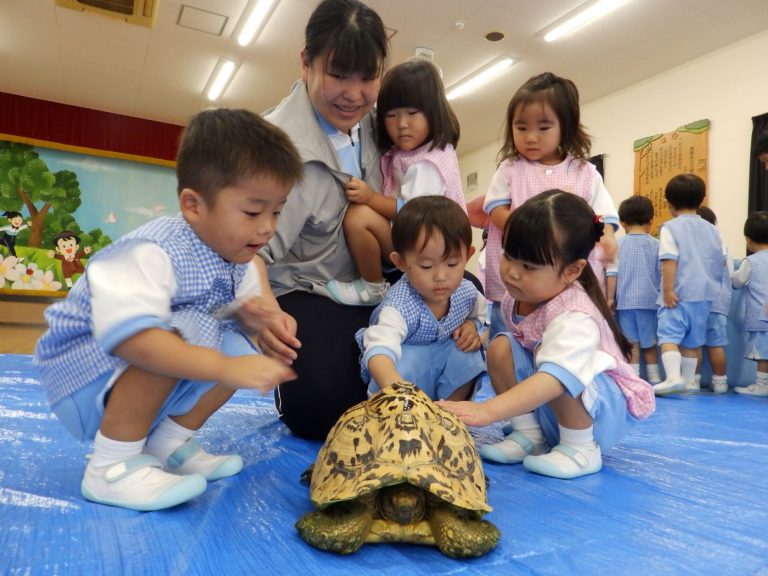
{"left": 632, "top": 119, "right": 709, "bottom": 236}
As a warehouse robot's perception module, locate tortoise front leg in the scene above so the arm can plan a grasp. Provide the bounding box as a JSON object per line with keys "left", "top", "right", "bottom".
{"left": 427, "top": 504, "right": 501, "bottom": 558}
{"left": 296, "top": 500, "right": 374, "bottom": 554}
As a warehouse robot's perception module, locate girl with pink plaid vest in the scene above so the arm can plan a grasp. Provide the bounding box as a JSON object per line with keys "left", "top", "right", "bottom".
{"left": 439, "top": 191, "right": 654, "bottom": 479}
{"left": 327, "top": 58, "right": 466, "bottom": 307}
{"left": 483, "top": 72, "right": 618, "bottom": 342}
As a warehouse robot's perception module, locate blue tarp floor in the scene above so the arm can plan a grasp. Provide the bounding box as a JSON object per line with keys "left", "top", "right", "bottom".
{"left": 1, "top": 353, "right": 766, "bottom": 575}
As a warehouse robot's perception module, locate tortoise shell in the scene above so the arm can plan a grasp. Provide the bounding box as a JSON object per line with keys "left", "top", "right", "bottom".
{"left": 309, "top": 382, "right": 491, "bottom": 513}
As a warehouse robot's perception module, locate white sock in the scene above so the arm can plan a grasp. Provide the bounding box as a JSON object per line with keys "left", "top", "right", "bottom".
{"left": 681, "top": 356, "right": 698, "bottom": 383}
{"left": 712, "top": 374, "right": 727, "bottom": 387}
{"left": 507, "top": 412, "right": 545, "bottom": 444}
{"left": 646, "top": 363, "right": 661, "bottom": 383}
{"left": 630, "top": 363, "right": 640, "bottom": 377}
{"left": 757, "top": 371, "right": 768, "bottom": 386}
{"left": 145, "top": 418, "right": 195, "bottom": 463}
{"left": 89, "top": 430, "right": 145, "bottom": 469}
{"left": 661, "top": 350, "right": 682, "bottom": 381}
{"left": 559, "top": 424, "right": 595, "bottom": 449}
{"left": 694, "top": 373, "right": 702, "bottom": 386}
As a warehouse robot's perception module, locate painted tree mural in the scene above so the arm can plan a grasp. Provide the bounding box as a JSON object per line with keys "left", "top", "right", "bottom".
{"left": 0, "top": 141, "right": 111, "bottom": 250}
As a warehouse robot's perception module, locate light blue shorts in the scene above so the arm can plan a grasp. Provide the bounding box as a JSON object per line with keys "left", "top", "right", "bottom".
{"left": 657, "top": 301, "right": 711, "bottom": 349}
{"left": 705, "top": 312, "right": 729, "bottom": 347}
{"left": 617, "top": 309, "right": 658, "bottom": 349}
{"left": 745, "top": 330, "right": 768, "bottom": 361}
{"left": 497, "top": 333, "right": 634, "bottom": 451}
{"left": 50, "top": 331, "right": 259, "bottom": 442}
{"left": 488, "top": 300, "right": 506, "bottom": 341}
{"left": 367, "top": 339, "right": 486, "bottom": 400}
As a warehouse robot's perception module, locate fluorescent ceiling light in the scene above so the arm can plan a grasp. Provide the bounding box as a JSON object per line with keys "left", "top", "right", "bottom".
{"left": 446, "top": 57, "right": 515, "bottom": 101}
{"left": 543, "top": 0, "right": 631, "bottom": 42}
{"left": 205, "top": 59, "right": 238, "bottom": 101}
{"left": 237, "top": 0, "right": 278, "bottom": 46}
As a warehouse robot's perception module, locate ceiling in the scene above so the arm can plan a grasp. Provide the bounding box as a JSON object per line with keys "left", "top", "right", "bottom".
{"left": 1, "top": 0, "right": 767, "bottom": 154}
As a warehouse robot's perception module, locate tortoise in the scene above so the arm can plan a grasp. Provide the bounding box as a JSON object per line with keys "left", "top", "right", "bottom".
{"left": 295, "top": 381, "right": 500, "bottom": 558}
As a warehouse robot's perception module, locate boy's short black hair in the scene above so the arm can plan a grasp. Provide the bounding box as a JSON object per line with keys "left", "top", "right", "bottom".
{"left": 697, "top": 206, "right": 717, "bottom": 225}
{"left": 744, "top": 210, "right": 768, "bottom": 244}
{"left": 618, "top": 195, "right": 654, "bottom": 226}
{"left": 664, "top": 173, "right": 706, "bottom": 210}
{"left": 755, "top": 131, "right": 768, "bottom": 158}
{"left": 392, "top": 196, "right": 472, "bottom": 258}
{"left": 176, "top": 108, "right": 303, "bottom": 202}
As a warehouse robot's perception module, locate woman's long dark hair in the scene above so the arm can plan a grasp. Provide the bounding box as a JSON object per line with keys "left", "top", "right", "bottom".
{"left": 503, "top": 189, "right": 631, "bottom": 359}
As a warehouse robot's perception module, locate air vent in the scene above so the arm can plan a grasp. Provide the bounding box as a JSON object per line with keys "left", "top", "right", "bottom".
{"left": 55, "top": 0, "right": 159, "bottom": 28}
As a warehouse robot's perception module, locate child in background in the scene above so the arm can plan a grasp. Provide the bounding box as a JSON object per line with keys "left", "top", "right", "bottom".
{"left": 606, "top": 195, "right": 661, "bottom": 385}
{"left": 653, "top": 174, "right": 725, "bottom": 396}
{"left": 34, "top": 109, "right": 303, "bottom": 511}
{"left": 355, "top": 196, "right": 486, "bottom": 401}
{"left": 731, "top": 210, "right": 768, "bottom": 396}
{"left": 438, "top": 191, "right": 654, "bottom": 479}
{"left": 327, "top": 58, "right": 466, "bottom": 306}
{"left": 483, "top": 72, "right": 618, "bottom": 339}
{"left": 696, "top": 206, "right": 732, "bottom": 394}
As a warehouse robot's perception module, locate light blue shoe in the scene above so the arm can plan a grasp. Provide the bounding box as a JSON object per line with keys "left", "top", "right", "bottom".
{"left": 81, "top": 454, "right": 207, "bottom": 511}
{"left": 479, "top": 431, "right": 548, "bottom": 464}
{"left": 523, "top": 444, "right": 602, "bottom": 479}
{"left": 165, "top": 438, "right": 244, "bottom": 481}
{"left": 326, "top": 278, "right": 388, "bottom": 306}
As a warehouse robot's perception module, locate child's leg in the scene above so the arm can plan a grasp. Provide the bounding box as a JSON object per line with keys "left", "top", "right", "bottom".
{"left": 629, "top": 341, "right": 641, "bottom": 376}
{"left": 145, "top": 384, "right": 243, "bottom": 481}
{"left": 84, "top": 367, "right": 207, "bottom": 511}
{"left": 654, "top": 342, "right": 687, "bottom": 395}
{"left": 522, "top": 393, "right": 601, "bottom": 479}
{"left": 736, "top": 359, "right": 768, "bottom": 396}
{"left": 680, "top": 346, "right": 700, "bottom": 391}
{"left": 642, "top": 346, "right": 661, "bottom": 384}
{"left": 480, "top": 336, "right": 548, "bottom": 464}
{"left": 327, "top": 204, "right": 391, "bottom": 305}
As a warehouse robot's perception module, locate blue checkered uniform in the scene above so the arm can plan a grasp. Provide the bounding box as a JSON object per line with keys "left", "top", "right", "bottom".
{"left": 35, "top": 216, "right": 248, "bottom": 405}
{"left": 658, "top": 215, "right": 724, "bottom": 305}
{"left": 355, "top": 276, "right": 484, "bottom": 392}
{"left": 742, "top": 251, "right": 768, "bottom": 333}
{"left": 616, "top": 233, "right": 660, "bottom": 310}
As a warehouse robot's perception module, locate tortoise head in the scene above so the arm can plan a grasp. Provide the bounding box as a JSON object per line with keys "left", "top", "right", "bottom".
{"left": 377, "top": 483, "right": 426, "bottom": 525}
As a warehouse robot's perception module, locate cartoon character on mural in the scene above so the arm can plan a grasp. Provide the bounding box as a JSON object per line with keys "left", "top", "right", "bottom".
{"left": 48, "top": 231, "right": 92, "bottom": 288}
{"left": 0, "top": 210, "right": 32, "bottom": 257}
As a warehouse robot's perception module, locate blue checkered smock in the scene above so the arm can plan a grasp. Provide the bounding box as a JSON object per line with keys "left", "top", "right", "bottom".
{"left": 616, "top": 233, "right": 660, "bottom": 310}
{"left": 34, "top": 216, "right": 248, "bottom": 405}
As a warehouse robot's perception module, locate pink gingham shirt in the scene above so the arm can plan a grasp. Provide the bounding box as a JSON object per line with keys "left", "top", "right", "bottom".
{"left": 501, "top": 283, "right": 655, "bottom": 420}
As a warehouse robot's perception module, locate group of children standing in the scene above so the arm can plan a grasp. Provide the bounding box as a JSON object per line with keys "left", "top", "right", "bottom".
{"left": 608, "top": 175, "right": 768, "bottom": 399}
{"left": 31, "top": 45, "right": 767, "bottom": 512}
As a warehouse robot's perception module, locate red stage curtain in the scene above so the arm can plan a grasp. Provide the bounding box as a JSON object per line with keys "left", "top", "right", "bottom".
{"left": 0, "top": 92, "right": 183, "bottom": 163}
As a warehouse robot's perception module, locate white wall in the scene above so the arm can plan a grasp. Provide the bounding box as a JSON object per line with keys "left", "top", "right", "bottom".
{"left": 460, "top": 27, "right": 768, "bottom": 267}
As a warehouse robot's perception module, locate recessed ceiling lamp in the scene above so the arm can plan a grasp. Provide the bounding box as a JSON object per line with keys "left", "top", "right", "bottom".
{"left": 237, "top": 0, "right": 279, "bottom": 46}
{"left": 542, "top": 0, "right": 632, "bottom": 42}
{"left": 446, "top": 57, "right": 515, "bottom": 101}
{"left": 205, "top": 58, "right": 239, "bottom": 101}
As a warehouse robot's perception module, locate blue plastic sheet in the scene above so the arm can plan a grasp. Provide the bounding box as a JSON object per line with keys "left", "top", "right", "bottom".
{"left": 1, "top": 353, "right": 767, "bottom": 575}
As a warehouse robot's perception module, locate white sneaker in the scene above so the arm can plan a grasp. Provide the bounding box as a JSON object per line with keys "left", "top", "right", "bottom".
{"left": 711, "top": 380, "right": 728, "bottom": 394}
{"left": 686, "top": 380, "right": 701, "bottom": 393}
{"left": 326, "top": 278, "right": 388, "bottom": 306}
{"left": 161, "top": 438, "right": 243, "bottom": 481}
{"left": 479, "top": 431, "right": 548, "bottom": 464}
{"left": 81, "top": 454, "right": 207, "bottom": 511}
{"left": 734, "top": 382, "right": 768, "bottom": 397}
{"left": 653, "top": 377, "right": 687, "bottom": 396}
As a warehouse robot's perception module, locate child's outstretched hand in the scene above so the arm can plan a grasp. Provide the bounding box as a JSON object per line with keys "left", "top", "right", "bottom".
{"left": 346, "top": 177, "right": 374, "bottom": 205}
{"left": 235, "top": 297, "right": 301, "bottom": 365}
{"left": 453, "top": 320, "right": 482, "bottom": 352}
{"left": 435, "top": 399, "right": 492, "bottom": 428}
{"left": 220, "top": 355, "right": 296, "bottom": 393}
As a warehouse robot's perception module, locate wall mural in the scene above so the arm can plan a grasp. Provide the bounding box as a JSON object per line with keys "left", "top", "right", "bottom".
{"left": 0, "top": 137, "right": 176, "bottom": 297}
{"left": 632, "top": 119, "right": 710, "bottom": 236}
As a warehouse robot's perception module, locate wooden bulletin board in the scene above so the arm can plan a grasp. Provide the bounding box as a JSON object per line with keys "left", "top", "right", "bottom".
{"left": 632, "top": 119, "right": 710, "bottom": 236}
